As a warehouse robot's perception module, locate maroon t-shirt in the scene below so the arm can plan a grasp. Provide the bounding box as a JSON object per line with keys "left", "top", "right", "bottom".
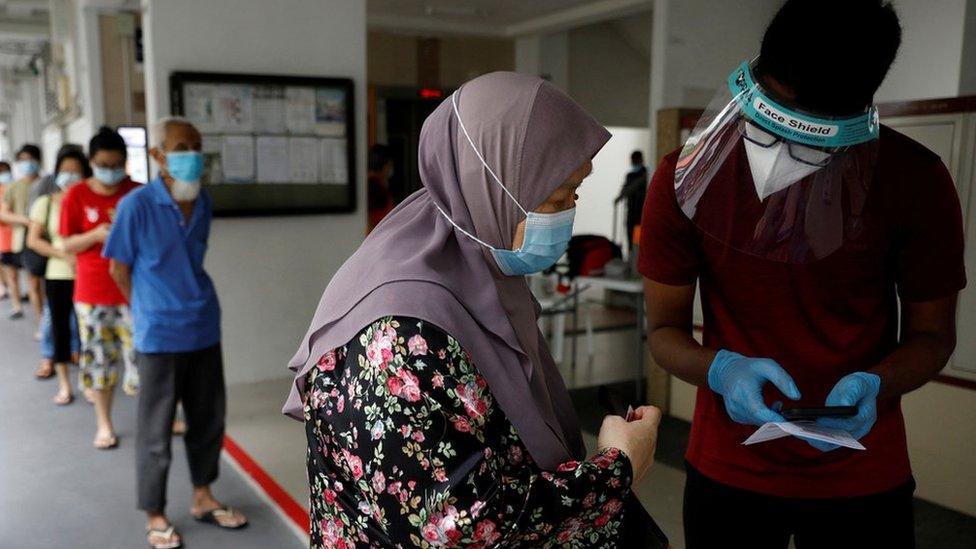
{"left": 639, "top": 126, "right": 966, "bottom": 498}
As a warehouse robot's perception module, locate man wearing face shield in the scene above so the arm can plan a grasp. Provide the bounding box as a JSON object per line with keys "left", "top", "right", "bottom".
{"left": 640, "top": 1, "right": 965, "bottom": 547}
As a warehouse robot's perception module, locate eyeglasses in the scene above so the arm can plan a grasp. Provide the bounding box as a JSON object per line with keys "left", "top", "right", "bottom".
{"left": 737, "top": 117, "right": 844, "bottom": 168}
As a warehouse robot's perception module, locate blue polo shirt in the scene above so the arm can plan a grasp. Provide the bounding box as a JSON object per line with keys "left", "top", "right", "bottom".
{"left": 103, "top": 178, "right": 220, "bottom": 353}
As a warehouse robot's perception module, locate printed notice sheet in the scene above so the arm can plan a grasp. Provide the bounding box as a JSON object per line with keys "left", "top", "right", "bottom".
{"left": 288, "top": 137, "right": 319, "bottom": 183}
{"left": 319, "top": 138, "right": 348, "bottom": 183}
{"left": 256, "top": 136, "right": 290, "bottom": 183}
{"left": 221, "top": 135, "right": 255, "bottom": 183}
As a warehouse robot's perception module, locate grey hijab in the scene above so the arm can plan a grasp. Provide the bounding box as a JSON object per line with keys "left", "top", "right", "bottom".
{"left": 284, "top": 72, "right": 610, "bottom": 470}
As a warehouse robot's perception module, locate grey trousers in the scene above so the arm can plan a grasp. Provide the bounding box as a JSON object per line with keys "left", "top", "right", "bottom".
{"left": 135, "top": 344, "right": 226, "bottom": 513}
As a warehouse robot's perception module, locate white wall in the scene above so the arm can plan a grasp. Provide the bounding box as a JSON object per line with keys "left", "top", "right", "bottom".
{"left": 875, "top": 0, "right": 969, "bottom": 102}
{"left": 568, "top": 18, "right": 650, "bottom": 127}
{"left": 575, "top": 126, "right": 649, "bottom": 244}
{"left": 141, "top": 0, "right": 367, "bottom": 385}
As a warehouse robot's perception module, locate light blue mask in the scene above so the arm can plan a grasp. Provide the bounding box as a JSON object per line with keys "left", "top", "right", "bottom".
{"left": 166, "top": 151, "right": 204, "bottom": 182}
{"left": 435, "top": 90, "right": 576, "bottom": 277}
{"left": 0, "top": 172, "right": 11, "bottom": 184}
{"left": 491, "top": 208, "right": 575, "bottom": 275}
{"left": 93, "top": 166, "right": 126, "bottom": 186}
{"left": 14, "top": 159, "right": 39, "bottom": 179}
{"left": 55, "top": 171, "right": 82, "bottom": 190}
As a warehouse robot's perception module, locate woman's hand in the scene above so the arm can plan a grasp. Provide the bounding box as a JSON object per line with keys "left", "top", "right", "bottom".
{"left": 596, "top": 405, "right": 662, "bottom": 485}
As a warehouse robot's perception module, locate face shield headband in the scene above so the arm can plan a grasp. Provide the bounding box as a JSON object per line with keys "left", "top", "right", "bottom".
{"left": 672, "top": 60, "right": 881, "bottom": 264}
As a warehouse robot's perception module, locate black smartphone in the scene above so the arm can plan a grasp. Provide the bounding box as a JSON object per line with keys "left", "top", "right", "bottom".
{"left": 782, "top": 406, "right": 857, "bottom": 421}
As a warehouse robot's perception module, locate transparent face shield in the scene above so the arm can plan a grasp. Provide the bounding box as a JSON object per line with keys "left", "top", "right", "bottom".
{"left": 675, "top": 61, "right": 880, "bottom": 263}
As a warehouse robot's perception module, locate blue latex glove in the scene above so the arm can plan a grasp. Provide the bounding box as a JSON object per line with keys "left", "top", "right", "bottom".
{"left": 708, "top": 350, "right": 801, "bottom": 426}
{"left": 807, "top": 372, "right": 882, "bottom": 452}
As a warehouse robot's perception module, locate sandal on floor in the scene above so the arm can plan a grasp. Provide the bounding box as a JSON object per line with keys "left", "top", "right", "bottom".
{"left": 193, "top": 506, "right": 248, "bottom": 529}
{"left": 53, "top": 392, "right": 74, "bottom": 406}
{"left": 147, "top": 525, "right": 182, "bottom": 549}
{"left": 35, "top": 361, "right": 54, "bottom": 379}
{"left": 93, "top": 434, "right": 118, "bottom": 450}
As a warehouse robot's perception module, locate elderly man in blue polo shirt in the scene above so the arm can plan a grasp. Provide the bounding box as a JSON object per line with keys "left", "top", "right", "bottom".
{"left": 104, "top": 117, "right": 247, "bottom": 549}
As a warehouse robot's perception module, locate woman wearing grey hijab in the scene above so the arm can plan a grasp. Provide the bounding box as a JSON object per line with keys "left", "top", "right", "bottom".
{"left": 284, "top": 72, "right": 661, "bottom": 548}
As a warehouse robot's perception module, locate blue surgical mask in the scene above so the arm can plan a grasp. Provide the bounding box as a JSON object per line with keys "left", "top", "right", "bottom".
{"left": 434, "top": 91, "right": 576, "bottom": 277}
{"left": 14, "top": 159, "right": 39, "bottom": 179}
{"left": 93, "top": 166, "right": 127, "bottom": 186}
{"left": 166, "top": 151, "right": 204, "bottom": 183}
{"left": 0, "top": 172, "right": 11, "bottom": 184}
{"left": 55, "top": 171, "right": 82, "bottom": 190}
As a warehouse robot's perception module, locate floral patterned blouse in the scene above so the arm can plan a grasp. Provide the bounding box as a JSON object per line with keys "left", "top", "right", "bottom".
{"left": 302, "top": 316, "right": 634, "bottom": 548}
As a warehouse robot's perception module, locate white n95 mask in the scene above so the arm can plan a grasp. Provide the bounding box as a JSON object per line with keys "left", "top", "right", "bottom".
{"left": 743, "top": 123, "right": 830, "bottom": 200}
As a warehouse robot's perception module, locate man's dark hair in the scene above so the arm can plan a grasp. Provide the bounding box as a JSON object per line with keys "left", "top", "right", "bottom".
{"left": 368, "top": 144, "right": 391, "bottom": 173}
{"left": 16, "top": 144, "right": 41, "bottom": 161}
{"left": 757, "top": 0, "right": 901, "bottom": 115}
{"left": 55, "top": 147, "right": 92, "bottom": 178}
{"left": 0, "top": 161, "right": 10, "bottom": 171}
{"left": 88, "top": 126, "right": 127, "bottom": 159}
{"left": 630, "top": 150, "right": 644, "bottom": 165}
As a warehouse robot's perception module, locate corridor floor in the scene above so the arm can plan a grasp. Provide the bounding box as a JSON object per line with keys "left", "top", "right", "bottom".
{"left": 0, "top": 305, "right": 304, "bottom": 549}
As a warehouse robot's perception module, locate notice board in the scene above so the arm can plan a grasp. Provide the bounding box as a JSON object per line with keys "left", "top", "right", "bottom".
{"left": 170, "top": 71, "right": 356, "bottom": 216}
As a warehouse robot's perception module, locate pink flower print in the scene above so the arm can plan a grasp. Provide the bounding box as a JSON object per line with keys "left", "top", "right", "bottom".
{"left": 556, "top": 460, "right": 579, "bottom": 472}
{"left": 411, "top": 430, "right": 425, "bottom": 442}
{"left": 371, "top": 470, "right": 386, "bottom": 493}
{"left": 386, "top": 481, "right": 401, "bottom": 495}
{"left": 507, "top": 445, "right": 522, "bottom": 464}
{"left": 399, "top": 369, "right": 422, "bottom": 402}
{"left": 452, "top": 416, "right": 471, "bottom": 433}
{"left": 432, "top": 373, "right": 444, "bottom": 388}
{"left": 583, "top": 492, "right": 597, "bottom": 509}
{"left": 455, "top": 380, "right": 488, "bottom": 419}
{"left": 336, "top": 395, "right": 345, "bottom": 413}
{"left": 366, "top": 328, "right": 395, "bottom": 370}
{"left": 602, "top": 498, "right": 623, "bottom": 516}
{"left": 323, "top": 489, "right": 336, "bottom": 504}
{"left": 433, "top": 468, "right": 448, "bottom": 482}
{"left": 437, "top": 349, "right": 447, "bottom": 360}
{"left": 420, "top": 505, "right": 462, "bottom": 547}
{"left": 310, "top": 388, "right": 328, "bottom": 409}
{"left": 473, "top": 519, "right": 501, "bottom": 544}
{"left": 317, "top": 350, "right": 337, "bottom": 371}
{"left": 387, "top": 375, "right": 403, "bottom": 397}
{"left": 342, "top": 449, "right": 363, "bottom": 480}
{"left": 407, "top": 334, "right": 429, "bottom": 356}
{"left": 470, "top": 500, "right": 486, "bottom": 518}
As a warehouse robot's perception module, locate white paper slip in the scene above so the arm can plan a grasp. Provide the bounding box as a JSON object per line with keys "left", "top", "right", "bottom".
{"left": 743, "top": 421, "right": 866, "bottom": 450}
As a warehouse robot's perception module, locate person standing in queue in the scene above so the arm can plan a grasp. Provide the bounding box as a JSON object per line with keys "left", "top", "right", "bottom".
{"left": 104, "top": 117, "right": 247, "bottom": 549}
{"left": 639, "top": 1, "right": 964, "bottom": 547}
{"left": 61, "top": 127, "right": 141, "bottom": 449}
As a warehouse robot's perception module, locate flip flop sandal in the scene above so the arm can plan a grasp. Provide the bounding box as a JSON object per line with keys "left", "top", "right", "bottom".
{"left": 93, "top": 435, "right": 118, "bottom": 450}
{"left": 193, "top": 506, "right": 249, "bottom": 529}
{"left": 35, "top": 363, "right": 54, "bottom": 379}
{"left": 53, "top": 393, "right": 74, "bottom": 406}
{"left": 146, "top": 525, "right": 182, "bottom": 549}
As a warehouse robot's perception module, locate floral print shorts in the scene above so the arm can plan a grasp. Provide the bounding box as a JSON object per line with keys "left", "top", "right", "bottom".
{"left": 74, "top": 303, "right": 138, "bottom": 394}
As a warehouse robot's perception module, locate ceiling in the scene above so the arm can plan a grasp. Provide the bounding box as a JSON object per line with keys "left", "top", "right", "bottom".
{"left": 368, "top": 0, "right": 595, "bottom": 27}
{"left": 368, "top": 0, "right": 652, "bottom": 37}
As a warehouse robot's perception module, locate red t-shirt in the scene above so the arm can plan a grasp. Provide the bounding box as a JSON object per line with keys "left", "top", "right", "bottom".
{"left": 639, "top": 126, "right": 966, "bottom": 498}
{"left": 60, "top": 178, "right": 140, "bottom": 305}
{"left": 0, "top": 186, "right": 11, "bottom": 253}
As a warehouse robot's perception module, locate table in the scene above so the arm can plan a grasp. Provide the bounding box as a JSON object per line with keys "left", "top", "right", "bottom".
{"left": 573, "top": 276, "right": 646, "bottom": 401}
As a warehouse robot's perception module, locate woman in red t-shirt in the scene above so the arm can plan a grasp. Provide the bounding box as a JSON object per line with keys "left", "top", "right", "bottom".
{"left": 60, "top": 127, "right": 141, "bottom": 449}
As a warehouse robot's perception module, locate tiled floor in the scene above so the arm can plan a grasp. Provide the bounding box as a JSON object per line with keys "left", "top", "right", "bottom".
{"left": 0, "top": 301, "right": 303, "bottom": 549}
